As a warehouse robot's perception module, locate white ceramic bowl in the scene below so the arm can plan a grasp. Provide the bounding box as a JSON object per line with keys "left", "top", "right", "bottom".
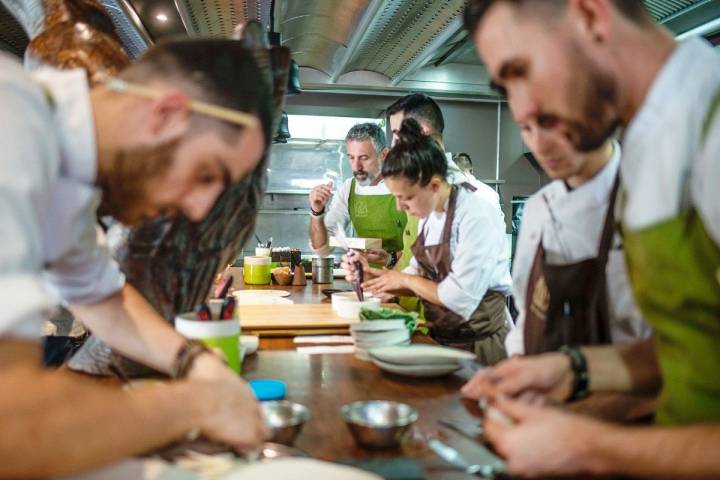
{"left": 331, "top": 291, "right": 376, "bottom": 310}
{"left": 334, "top": 297, "right": 382, "bottom": 319}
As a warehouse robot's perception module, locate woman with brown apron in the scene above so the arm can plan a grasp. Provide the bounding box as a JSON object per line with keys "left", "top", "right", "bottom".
{"left": 352, "top": 118, "right": 513, "bottom": 365}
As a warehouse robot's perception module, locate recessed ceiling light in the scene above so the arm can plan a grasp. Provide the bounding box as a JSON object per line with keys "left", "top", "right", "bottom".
{"left": 155, "top": 12, "right": 168, "bottom": 23}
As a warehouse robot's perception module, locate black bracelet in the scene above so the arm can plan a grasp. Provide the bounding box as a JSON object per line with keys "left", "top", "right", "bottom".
{"left": 386, "top": 251, "right": 399, "bottom": 269}
{"left": 171, "top": 339, "right": 210, "bottom": 379}
{"left": 560, "top": 345, "right": 590, "bottom": 401}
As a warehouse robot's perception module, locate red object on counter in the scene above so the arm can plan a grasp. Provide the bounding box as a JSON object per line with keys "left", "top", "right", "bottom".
{"left": 195, "top": 303, "right": 212, "bottom": 321}
{"left": 220, "top": 296, "right": 236, "bottom": 320}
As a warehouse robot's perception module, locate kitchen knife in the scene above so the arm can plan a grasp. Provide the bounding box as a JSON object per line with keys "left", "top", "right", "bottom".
{"left": 428, "top": 438, "right": 506, "bottom": 478}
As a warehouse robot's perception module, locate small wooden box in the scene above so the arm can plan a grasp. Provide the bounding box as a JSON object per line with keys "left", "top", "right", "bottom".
{"left": 329, "top": 236, "right": 382, "bottom": 250}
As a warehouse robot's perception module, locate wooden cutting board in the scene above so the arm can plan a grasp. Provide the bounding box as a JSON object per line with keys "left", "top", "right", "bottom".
{"left": 238, "top": 304, "right": 359, "bottom": 332}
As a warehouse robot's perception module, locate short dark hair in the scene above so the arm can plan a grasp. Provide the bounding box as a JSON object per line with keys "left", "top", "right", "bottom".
{"left": 386, "top": 93, "right": 445, "bottom": 135}
{"left": 464, "top": 0, "right": 653, "bottom": 34}
{"left": 382, "top": 118, "right": 447, "bottom": 186}
{"left": 121, "top": 38, "right": 274, "bottom": 145}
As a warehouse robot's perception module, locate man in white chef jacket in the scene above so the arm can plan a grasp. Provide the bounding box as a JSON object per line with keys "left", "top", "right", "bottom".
{"left": 506, "top": 132, "right": 652, "bottom": 355}
{"left": 461, "top": 0, "right": 720, "bottom": 478}
{"left": 0, "top": 39, "right": 272, "bottom": 477}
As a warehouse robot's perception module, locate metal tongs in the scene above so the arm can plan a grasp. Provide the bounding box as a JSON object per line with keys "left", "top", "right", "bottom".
{"left": 335, "top": 224, "right": 364, "bottom": 301}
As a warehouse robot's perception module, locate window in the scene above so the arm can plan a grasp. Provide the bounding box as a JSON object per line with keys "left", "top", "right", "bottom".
{"left": 287, "top": 114, "right": 383, "bottom": 140}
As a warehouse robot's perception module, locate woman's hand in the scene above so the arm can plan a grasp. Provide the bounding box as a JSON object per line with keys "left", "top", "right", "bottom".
{"left": 362, "top": 268, "right": 409, "bottom": 294}
{"left": 341, "top": 251, "right": 373, "bottom": 283}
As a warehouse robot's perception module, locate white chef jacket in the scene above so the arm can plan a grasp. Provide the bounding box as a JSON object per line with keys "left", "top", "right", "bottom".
{"left": 404, "top": 185, "right": 512, "bottom": 320}
{"left": 621, "top": 38, "right": 720, "bottom": 246}
{"left": 0, "top": 54, "right": 125, "bottom": 340}
{"left": 505, "top": 142, "right": 652, "bottom": 355}
{"left": 314, "top": 152, "right": 502, "bottom": 257}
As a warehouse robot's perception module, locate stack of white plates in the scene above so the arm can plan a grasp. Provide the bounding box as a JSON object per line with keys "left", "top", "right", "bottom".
{"left": 350, "top": 320, "right": 410, "bottom": 360}
{"left": 368, "top": 344, "right": 476, "bottom": 378}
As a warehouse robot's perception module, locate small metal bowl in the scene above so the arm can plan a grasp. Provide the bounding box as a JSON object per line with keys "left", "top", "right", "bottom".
{"left": 261, "top": 401, "right": 310, "bottom": 445}
{"left": 341, "top": 400, "right": 418, "bottom": 449}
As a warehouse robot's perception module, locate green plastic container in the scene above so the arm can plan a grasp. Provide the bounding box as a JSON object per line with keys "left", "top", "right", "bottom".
{"left": 243, "top": 256, "right": 271, "bottom": 285}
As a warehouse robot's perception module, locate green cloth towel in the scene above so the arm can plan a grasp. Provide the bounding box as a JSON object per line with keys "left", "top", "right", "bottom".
{"left": 359, "top": 308, "right": 428, "bottom": 335}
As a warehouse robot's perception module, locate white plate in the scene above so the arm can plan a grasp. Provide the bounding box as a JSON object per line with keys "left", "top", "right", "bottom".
{"left": 235, "top": 297, "right": 294, "bottom": 306}
{"left": 225, "top": 458, "right": 382, "bottom": 480}
{"left": 371, "top": 357, "right": 461, "bottom": 378}
{"left": 233, "top": 289, "right": 291, "bottom": 298}
{"left": 352, "top": 329, "right": 410, "bottom": 347}
{"left": 368, "top": 344, "right": 475, "bottom": 366}
{"left": 240, "top": 335, "right": 259, "bottom": 355}
{"left": 350, "top": 320, "right": 406, "bottom": 332}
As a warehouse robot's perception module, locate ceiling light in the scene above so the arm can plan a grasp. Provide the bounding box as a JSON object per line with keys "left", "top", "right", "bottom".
{"left": 155, "top": 12, "right": 168, "bottom": 23}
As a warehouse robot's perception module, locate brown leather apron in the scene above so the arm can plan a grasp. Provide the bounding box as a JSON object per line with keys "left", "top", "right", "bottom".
{"left": 523, "top": 175, "right": 620, "bottom": 354}
{"left": 412, "top": 184, "right": 510, "bottom": 365}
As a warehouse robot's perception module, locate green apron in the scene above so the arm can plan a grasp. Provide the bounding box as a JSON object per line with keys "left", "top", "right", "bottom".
{"left": 622, "top": 89, "right": 720, "bottom": 425}
{"left": 348, "top": 178, "right": 407, "bottom": 254}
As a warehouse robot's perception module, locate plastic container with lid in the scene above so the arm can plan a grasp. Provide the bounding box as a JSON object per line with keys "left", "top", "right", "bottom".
{"left": 244, "top": 256, "right": 272, "bottom": 285}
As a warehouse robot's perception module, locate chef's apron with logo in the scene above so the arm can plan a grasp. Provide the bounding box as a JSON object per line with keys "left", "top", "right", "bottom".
{"left": 523, "top": 176, "right": 619, "bottom": 354}
{"left": 621, "top": 89, "right": 720, "bottom": 425}
{"left": 412, "top": 184, "right": 509, "bottom": 365}
{"left": 348, "top": 178, "right": 407, "bottom": 255}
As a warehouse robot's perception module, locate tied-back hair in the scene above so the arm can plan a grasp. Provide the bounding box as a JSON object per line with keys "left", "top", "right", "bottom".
{"left": 382, "top": 118, "right": 447, "bottom": 187}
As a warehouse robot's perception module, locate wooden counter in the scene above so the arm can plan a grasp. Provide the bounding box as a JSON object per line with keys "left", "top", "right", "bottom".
{"left": 235, "top": 281, "right": 655, "bottom": 479}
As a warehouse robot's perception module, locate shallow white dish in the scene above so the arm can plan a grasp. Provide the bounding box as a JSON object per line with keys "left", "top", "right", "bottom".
{"left": 350, "top": 319, "right": 406, "bottom": 332}
{"left": 370, "top": 357, "right": 461, "bottom": 378}
{"left": 352, "top": 328, "right": 410, "bottom": 347}
{"left": 235, "top": 296, "right": 294, "bottom": 306}
{"left": 233, "top": 289, "right": 291, "bottom": 298}
{"left": 240, "top": 335, "right": 259, "bottom": 355}
{"left": 368, "top": 344, "right": 475, "bottom": 366}
{"left": 225, "top": 458, "right": 382, "bottom": 480}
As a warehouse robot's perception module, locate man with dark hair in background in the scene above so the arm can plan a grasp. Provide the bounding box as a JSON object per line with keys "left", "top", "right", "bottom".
{"left": 461, "top": 0, "right": 720, "bottom": 477}
{"left": 453, "top": 152, "right": 475, "bottom": 177}
{"left": 0, "top": 39, "right": 273, "bottom": 477}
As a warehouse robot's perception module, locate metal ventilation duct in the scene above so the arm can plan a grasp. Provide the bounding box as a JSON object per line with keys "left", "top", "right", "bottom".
{"left": 174, "top": 0, "right": 271, "bottom": 37}
{"left": 643, "top": 0, "right": 708, "bottom": 22}
{"left": 277, "top": 0, "right": 370, "bottom": 77}
{"left": 0, "top": 2, "right": 30, "bottom": 57}
{"left": 278, "top": 0, "right": 466, "bottom": 84}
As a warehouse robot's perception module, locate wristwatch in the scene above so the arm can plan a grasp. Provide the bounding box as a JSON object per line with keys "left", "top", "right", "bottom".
{"left": 560, "top": 345, "right": 590, "bottom": 401}
{"left": 386, "top": 251, "right": 399, "bottom": 269}
{"left": 310, "top": 206, "right": 325, "bottom": 217}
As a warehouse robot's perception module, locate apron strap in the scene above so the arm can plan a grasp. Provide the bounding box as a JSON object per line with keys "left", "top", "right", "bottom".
{"left": 596, "top": 172, "right": 621, "bottom": 267}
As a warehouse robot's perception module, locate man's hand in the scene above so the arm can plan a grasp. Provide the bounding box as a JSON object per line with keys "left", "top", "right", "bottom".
{"left": 187, "top": 353, "right": 269, "bottom": 452}
{"left": 484, "top": 397, "right": 607, "bottom": 478}
{"left": 309, "top": 183, "right": 333, "bottom": 213}
{"left": 363, "top": 249, "right": 390, "bottom": 266}
{"left": 461, "top": 353, "right": 574, "bottom": 404}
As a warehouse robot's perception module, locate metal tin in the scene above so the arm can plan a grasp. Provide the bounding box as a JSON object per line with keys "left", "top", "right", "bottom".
{"left": 312, "top": 256, "right": 334, "bottom": 284}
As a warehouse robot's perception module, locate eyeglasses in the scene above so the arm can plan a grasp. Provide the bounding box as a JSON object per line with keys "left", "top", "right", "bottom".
{"left": 105, "top": 78, "right": 259, "bottom": 129}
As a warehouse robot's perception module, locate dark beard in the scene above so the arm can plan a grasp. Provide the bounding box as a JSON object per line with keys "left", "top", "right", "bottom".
{"left": 566, "top": 42, "right": 621, "bottom": 152}
{"left": 98, "top": 139, "right": 179, "bottom": 226}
